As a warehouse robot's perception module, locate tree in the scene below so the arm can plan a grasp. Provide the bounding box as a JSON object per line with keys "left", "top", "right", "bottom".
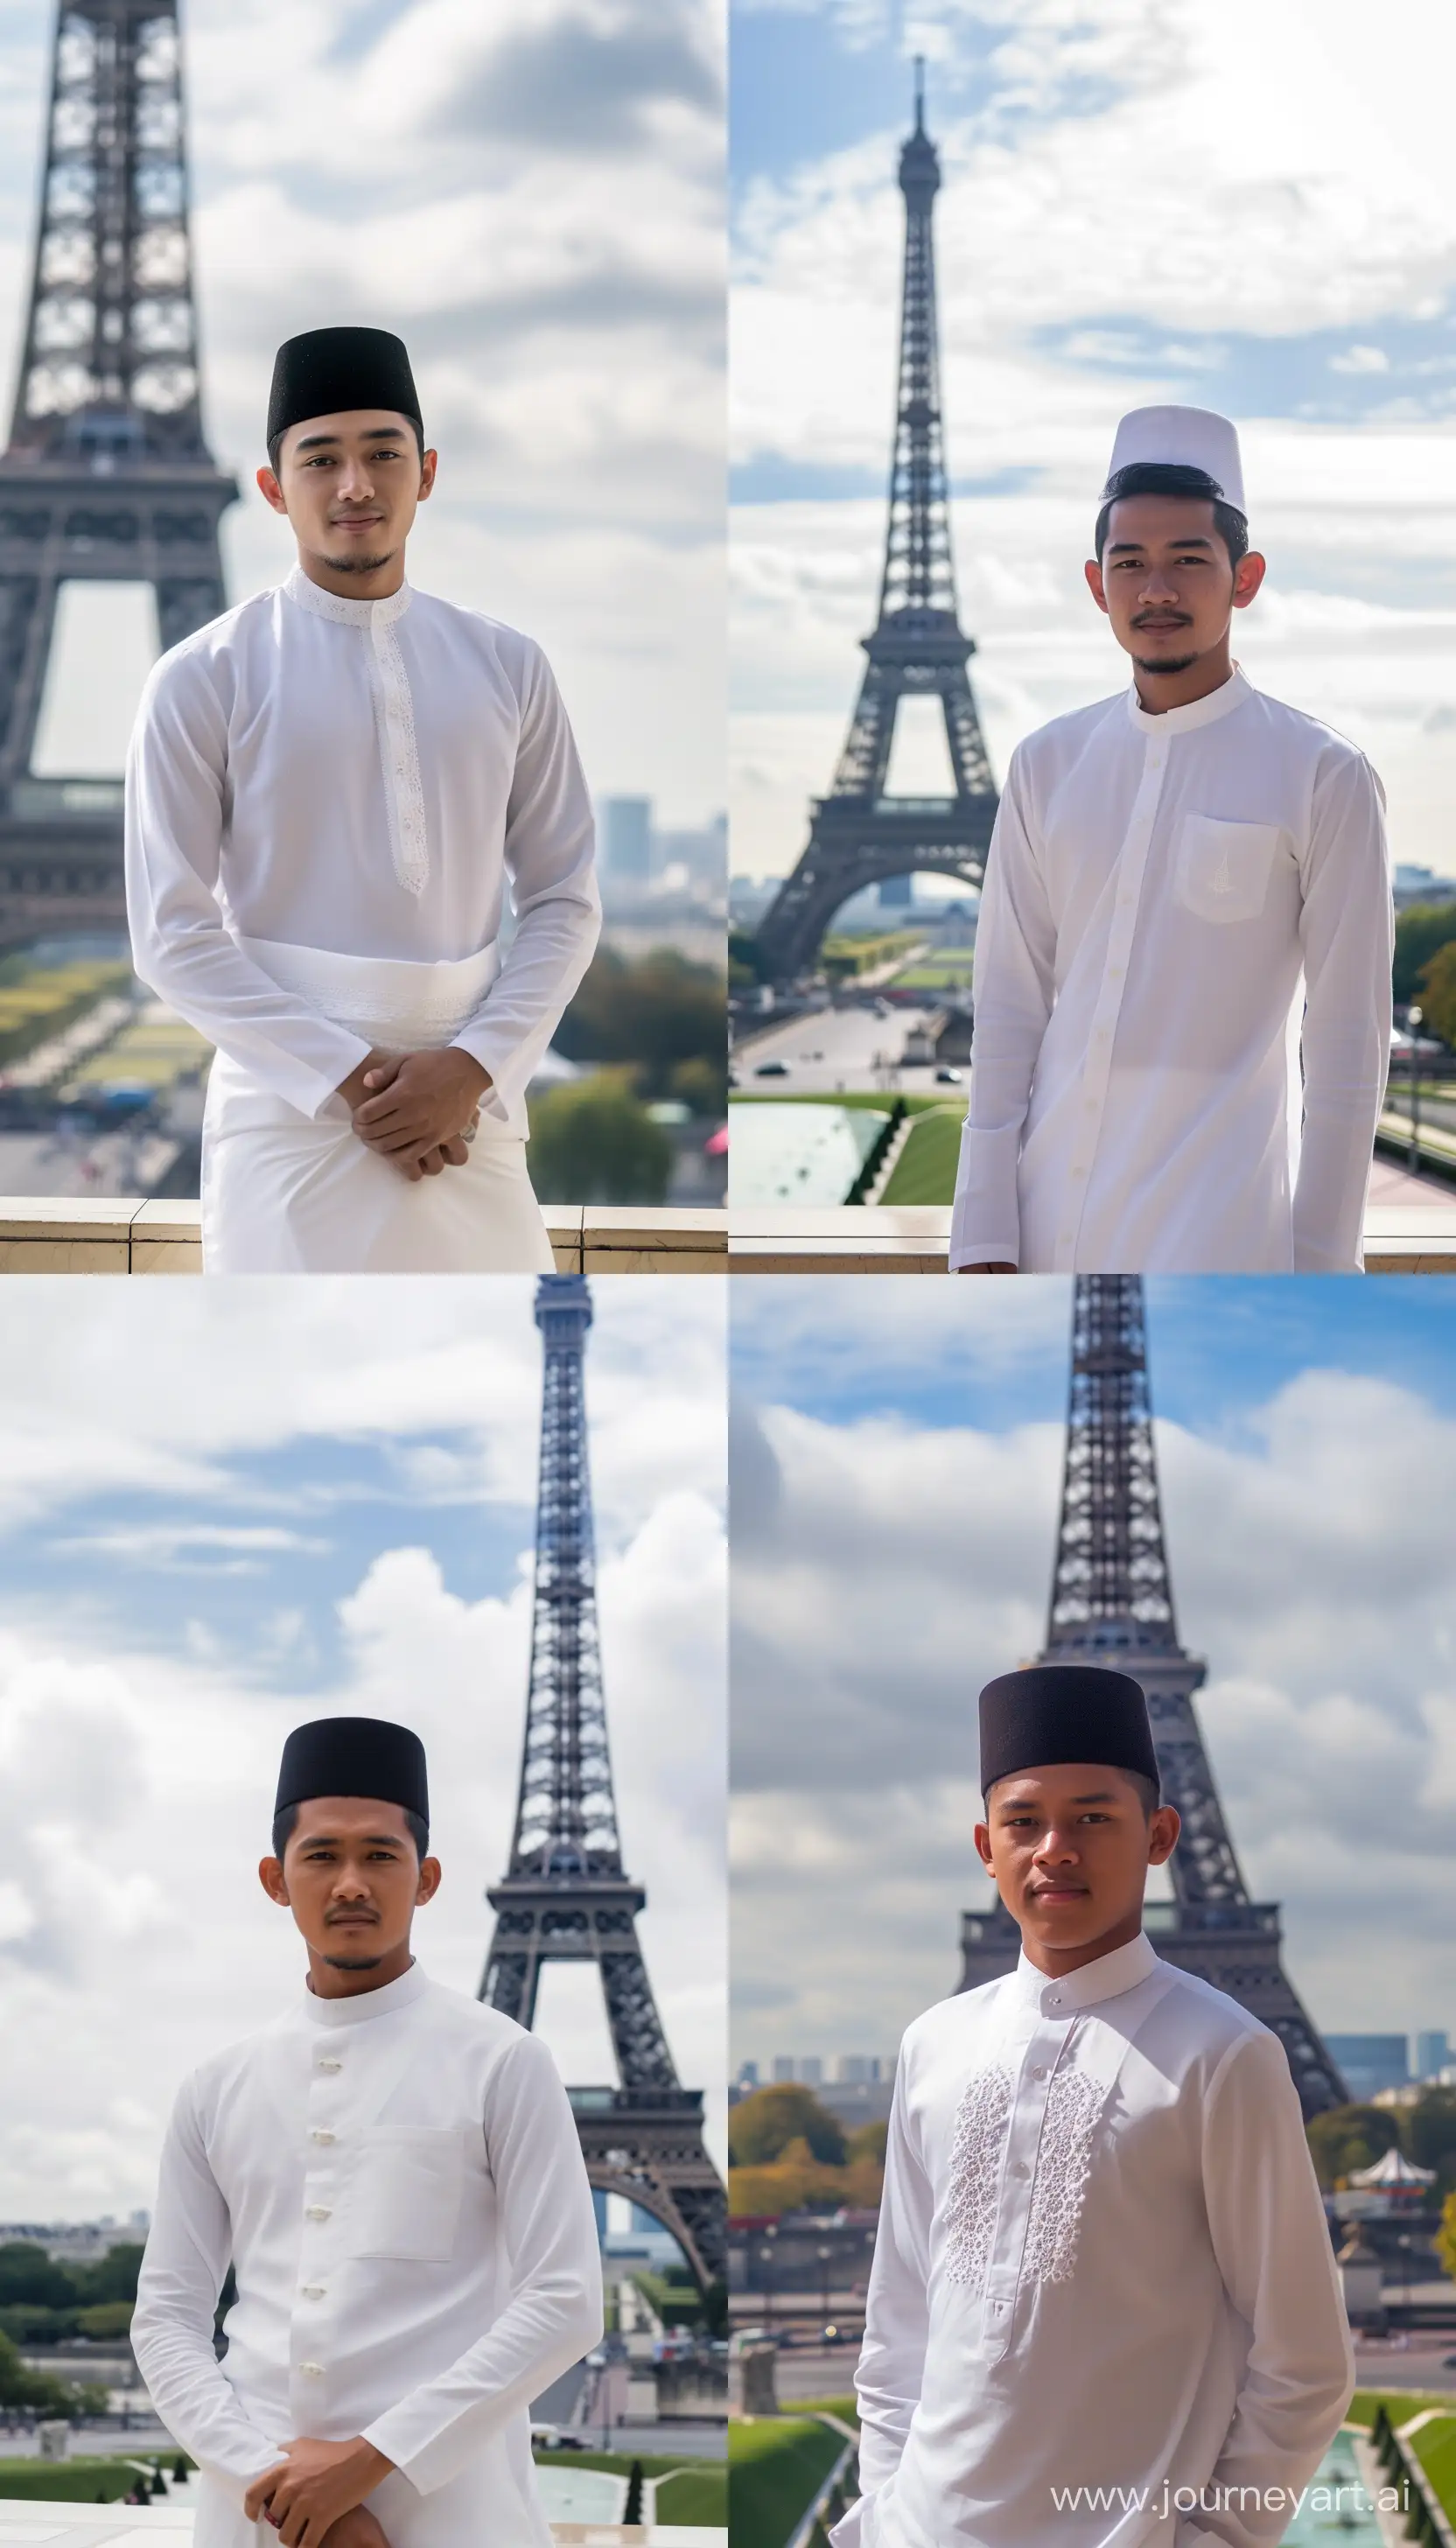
{"left": 729, "top": 2085, "right": 847, "bottom": 2168}
{"left": 0, "top": 2242, "right": 75, "bottom": 2308}
{"left": 69, "top": 2243, "right": 144, "bottom": 2306}
{"left": 1305, "top": 2104, "right": 1399, "bottom": 2191}
{"left": 846, "top": 2120, "right": 889, "bottom": 2167}
{"left": 1439, "top": 2187, "right": 1456, "bottom": 2286}
{"left": 556, "top": 947, "right": 726, "bottom": 1101}
{"left": 1395, "top": 901, "right": 1456, "bottom": 1005}
{"left": 526, "top": 1075, "right": 673, "bottom": 1205}
{"left": 0, "top": 2328, "right": 75, "bottom": 2413}
{"left": 1418, "top": 941, "right": 1456, "bottom": 1052}
{"left": 1404, "top": 2088, "right": 1456, "bottom": 2189}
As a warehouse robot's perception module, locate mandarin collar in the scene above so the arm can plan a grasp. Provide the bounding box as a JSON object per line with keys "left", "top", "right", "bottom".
{"left": 303, "top": 1957, "right": 430, "bottom": 2029}
{"left": 1011, "top": 1928, "right": 1159, "bottom": 2020}
{"left": 1126, "top": 663, "right": 1249, "bottom": 738}
{"left": 284, "top": 561, "right": 411, "bottom": 629}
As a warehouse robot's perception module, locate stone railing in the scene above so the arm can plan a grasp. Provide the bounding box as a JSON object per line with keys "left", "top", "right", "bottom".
{"left": 1, "top": 1198, "right": 1454, "bottom": 1272}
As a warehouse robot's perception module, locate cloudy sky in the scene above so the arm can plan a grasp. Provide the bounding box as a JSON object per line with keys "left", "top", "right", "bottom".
{"left": 731, "top": 1277, "right": 1456, "bottom": 2075}
{"left": 0, "top": 1278, "right": 726, "bottom": 2222}
{"left": 731, "top": 0, "right": 1456, "bottom": 878}
{"left": 0, "top": 0, "right": 723, "bottom": 822}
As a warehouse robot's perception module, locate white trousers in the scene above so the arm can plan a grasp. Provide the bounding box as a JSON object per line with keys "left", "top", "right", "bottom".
{"left": 200, "top": 939, "right": 556, "bottom": 1276}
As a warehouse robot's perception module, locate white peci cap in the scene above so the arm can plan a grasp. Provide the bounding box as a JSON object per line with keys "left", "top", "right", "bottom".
{"left": 1102, "top": 404, "right": 1245, "bottom": 514}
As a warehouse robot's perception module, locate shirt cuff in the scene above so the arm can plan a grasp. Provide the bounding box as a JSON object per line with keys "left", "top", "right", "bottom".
{"left": 949, "top": 1124, "right": 1022, "bottom": 1271}
{"left": 450, "top": 1026, "right": 528, "bottom": 1133}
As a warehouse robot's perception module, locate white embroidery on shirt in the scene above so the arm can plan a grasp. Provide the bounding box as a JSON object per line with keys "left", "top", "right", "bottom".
{"left": 943, "top": 2063, "right": 1013, "bottom": 2292}
{"left": 1022, "top": 2068, "right": 1103, "bottom": 2285}
{"left": 369, "top": 615, "right": 430, "bottom": 899}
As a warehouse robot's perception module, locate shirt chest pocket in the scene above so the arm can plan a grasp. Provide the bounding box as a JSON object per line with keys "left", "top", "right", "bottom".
{"left": 344, "top": 2125, "right": 466, "bottom": 2263}
{"left": 1174, "top": 814, "right": 1283, "bottom": 925}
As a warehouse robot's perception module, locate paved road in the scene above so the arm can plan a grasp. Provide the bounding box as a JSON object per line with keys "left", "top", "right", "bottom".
{"left": 733, "top": 1004, "right": 965, "bottom": 1099}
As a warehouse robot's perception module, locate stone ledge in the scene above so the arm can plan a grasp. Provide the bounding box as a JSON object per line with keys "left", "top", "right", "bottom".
{"left": 0, "top": 1196, "right": 1452, "bottom": 1272}
{"left": 0, "top": 1200, "right": 730, "bottom": 1275}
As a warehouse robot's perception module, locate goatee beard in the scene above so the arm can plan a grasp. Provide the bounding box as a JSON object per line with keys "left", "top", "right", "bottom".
{"left": 323, "top": 550, "right": 394, "bottom": 578}
{"left": 1133, "top": 651, "right": 1196, "bottom": 676}
{"left": 323, "top": 1950, "right": 385, "bottom": 1970}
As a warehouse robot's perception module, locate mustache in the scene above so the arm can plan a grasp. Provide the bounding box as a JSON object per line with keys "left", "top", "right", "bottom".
{"left": 325, "top": 1906, "right": 380, "bottom": 1924}
{"left": 1131, "top": 609, "right": 1193, "bottom": 626}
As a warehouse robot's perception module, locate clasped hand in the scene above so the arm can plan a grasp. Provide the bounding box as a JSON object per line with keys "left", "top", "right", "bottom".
{"left": 243, "top": 2433, "right": 394, "bottom": 2546}
{"left": 336, "top": 1048, "right": 492, "bottom": 1182}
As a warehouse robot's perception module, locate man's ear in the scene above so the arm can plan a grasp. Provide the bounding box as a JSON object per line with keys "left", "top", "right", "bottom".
{"left": 259, "top": 1854, "right": 290, "bottom": 1907}
{"left": 1231, "top": 550, "right": 1266, "bottom": 612}
{"left": 256, "top": 465, "right": 288, "bottom": 516}
{"left": 416, "top": 1853, "right": 443, "bottom": 1908}
{"left": 1084, "top": 557, "right": 1109, "bottom": 616}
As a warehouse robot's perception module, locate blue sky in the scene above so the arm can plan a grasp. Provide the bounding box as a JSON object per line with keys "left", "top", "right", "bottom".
{"left": 0, "top": 1278, "right": 726, "bottom": 2217}
{"left": 730, "top": 1271, "right": 1456, "bottom": 2063}
{"left": 730, "top": 0, "right": 1456, "bottom": 878}
{"left": 731, "top": 1274, "right": 1456, "bottom": 1435}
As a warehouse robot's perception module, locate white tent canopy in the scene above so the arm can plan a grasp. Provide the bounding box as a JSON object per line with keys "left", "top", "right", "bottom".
{"left": 1348, "top": 2146, "right": 1436, "bottom": 2187}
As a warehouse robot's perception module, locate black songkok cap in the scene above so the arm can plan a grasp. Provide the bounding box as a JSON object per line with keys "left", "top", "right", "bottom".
{"left": 978, "top": 1665, "right": 1158, "bottom": 1799}
{"left": 275, "top": 1716, "right": 429, "bottom": 1827}
{"left": 266, "top": 327, "right": 423, "bottom": 455}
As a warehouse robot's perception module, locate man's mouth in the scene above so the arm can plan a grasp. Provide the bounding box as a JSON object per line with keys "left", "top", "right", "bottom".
{"left": 1132, "top": 614, "right": 1191, "bottom": 632}
{"left": 326, "top": 1910, "right": 378, "bottom": 1925}
{"left": 1029, "top": 1884, "right": 1089, "bottom": 1900}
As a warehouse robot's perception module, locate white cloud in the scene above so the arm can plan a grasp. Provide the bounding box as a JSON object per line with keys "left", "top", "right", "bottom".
{"left": 731, "top": 1367, "right": 1456, "bottom": 2071}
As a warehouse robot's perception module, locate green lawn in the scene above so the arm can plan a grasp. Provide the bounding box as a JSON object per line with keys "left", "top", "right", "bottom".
{"left": 536, "top": 2446, "right": 724, "bottom": 2525}
{"left": 729, "top": 2418, "right": 846, "bottom": 2548}
{"left": 1347, "top": 2391, "right": 1454, "bottom": 2426}
{"left": 0, "top": 2460, "right": 176, "bottom": 2502}
{"left": 1410, "top": 2415, "right": 1456, "bottom": 2523}
{"left": 656, "top": 2463, "right": 729, "bottom": 2524}
{"left": 879, "top": 1106, "right": 962, "bottom": 1204}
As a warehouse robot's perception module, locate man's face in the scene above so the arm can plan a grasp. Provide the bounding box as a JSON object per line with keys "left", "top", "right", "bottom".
{"left": 974, "top": 1760, "right": 1180, "bottom": 1957}
{"left": 256, "top": 410, "right": 437, "bottom": 576}
{"left": 259, "top": 1796, "right": 440, "bottom": 1970}
{"left": 1084, "top": 493, "right": 1264, "bottom": 675}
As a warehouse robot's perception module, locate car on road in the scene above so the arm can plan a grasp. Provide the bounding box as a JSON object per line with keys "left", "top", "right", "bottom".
{"left": 754, "top": 1060, "right": 790, "bottom": 1077}
{"left": 934, "top": 1067, "right": 963, "bottom": 1084}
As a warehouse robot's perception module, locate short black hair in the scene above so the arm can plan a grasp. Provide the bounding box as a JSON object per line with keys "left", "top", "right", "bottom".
{"left": 984, "top": 1765, "right": 1160, "bottom": 1820}
{"left": 1095, "top": 461, "right": 1249, "bottom": 569}
{"left": 271, "top": 1802, "right": 429, "bottom": 1864}
{"left": 267, "top": 414, "right": 425, "bottom": 479}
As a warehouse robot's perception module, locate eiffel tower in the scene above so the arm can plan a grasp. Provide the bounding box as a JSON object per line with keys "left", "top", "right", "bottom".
{"left": 753, "top": 64, "right": 998, "bottom": 985}
{"left": 480, "top": 1275, "right": 726, "bottom": 2291}
{"left": 0, "top": 0, "right": 236, "bottom": 946}
{"left": 959, "top": 1275, "right": 1349, "bottom": 2122}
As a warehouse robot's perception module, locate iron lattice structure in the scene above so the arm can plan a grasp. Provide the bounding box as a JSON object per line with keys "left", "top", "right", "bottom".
{"left": 480, "top": 1278, "right": 725, "bottom": 2288}
{"left": 0, "top": 0, "right": 236, "bottom": 942}
{"left": 959, "top": 1276, "right": 1350, "bottom": 2121}
{"left": 754, "top": 65, "right": 998, "bottom": 983}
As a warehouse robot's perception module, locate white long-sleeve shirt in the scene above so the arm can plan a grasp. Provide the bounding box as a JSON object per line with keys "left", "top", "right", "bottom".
{"left": 130, "top": 1961, "right": 603, "bottom": 2548}
{"left": 124, "top": 565, "right": 601, "bottom": 1134}
{"left": 836, "top": 1933, "right": 1353, "bottom": 2548}
{"left": 949, "top": 670, "right": 1392, "bottom": 1273}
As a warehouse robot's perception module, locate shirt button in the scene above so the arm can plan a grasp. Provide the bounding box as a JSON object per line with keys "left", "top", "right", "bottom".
{"left": 301, "top": 2285, "right": 326, "bottom": 2300}
{"left": 318, "top": 2058, "right": 342, "bottom": 2073}
{"left": 310, "top": 2129, "right": 336, "bottom": 2145}
{"left": 298, "top": 2362, "right": 325, "bottom": 2378}
{"left": 1011, "top": 2162, "right": 1029, "bottom": 2179}
{"left": 305, "top": 2205, "right": 331, "bottom": 2222}
{"left": 1030, "top": 2065, "right": 1047, "bottom": 2079}
{"left": 1072, "top": 1166, "right": 1086, "bottom": 1179}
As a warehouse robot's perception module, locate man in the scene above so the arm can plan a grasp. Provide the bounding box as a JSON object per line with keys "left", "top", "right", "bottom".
{"left": 951, "top": 404, "right": 1392, "bottom": 1275}
{"left": 125, "top": 327, "right": 601, "bottom": 1271}
{"left": 836, "top": 1664, "right": 1353, "bottom": 2548}
{"left": 131, "top": 1717, "right": 603, "bottom": 2548}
